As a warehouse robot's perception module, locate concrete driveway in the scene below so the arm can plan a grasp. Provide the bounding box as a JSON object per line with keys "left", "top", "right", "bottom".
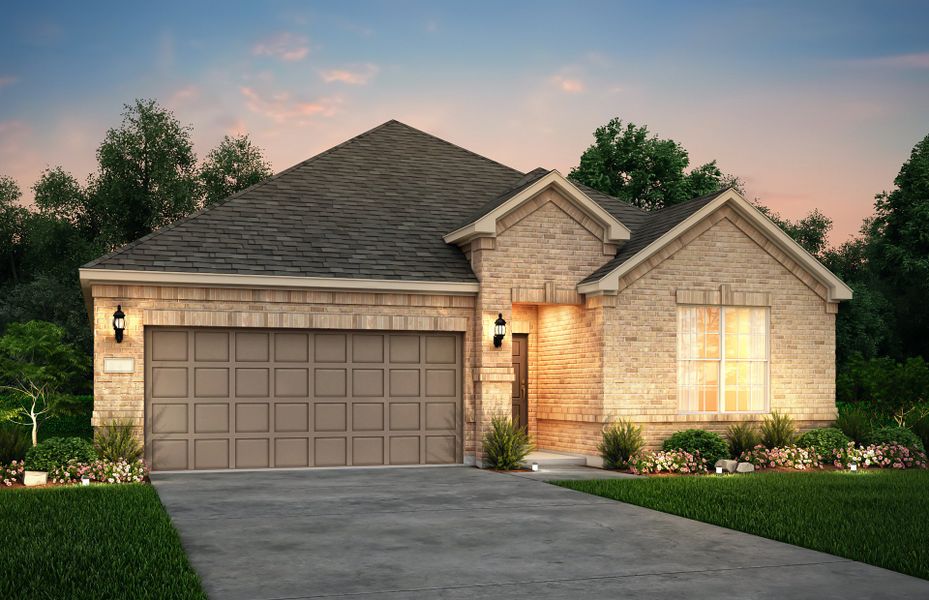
{"left": 152, "top": 466, "right": 929, "bottom": 599}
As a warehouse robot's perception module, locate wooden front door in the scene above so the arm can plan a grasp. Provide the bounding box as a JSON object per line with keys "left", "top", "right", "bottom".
{"left": 511, "top": 334, "right": 528, "bottom": 429}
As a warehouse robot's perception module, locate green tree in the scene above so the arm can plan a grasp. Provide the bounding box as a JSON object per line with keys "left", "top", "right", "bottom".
{"left": 569, "top": 118, "right": 742, "bottom": 210}
{"left": 0, "top": 321, "right": 90, "bottom": 445}
{"left": 869, "top": 133, "right": 929, "bottom": 359}
{"left": 0, "top": 176, "right": 27, "bottom": 284}
{"left": 754, "top": 204, "right": 833, "bottom": 258}
{"left": 93, "top": 99, "right": 199, "bottom": 247}
{"left": 200, "top": 134, "right": 273, "bottom": 207}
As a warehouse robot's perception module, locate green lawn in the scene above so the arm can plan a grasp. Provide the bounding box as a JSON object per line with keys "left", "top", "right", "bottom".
{"left": 556, "top": 470, "right": 929, "bottom": 581}
{"left": 0, "top": 484, "right": 205, "bottom": 600}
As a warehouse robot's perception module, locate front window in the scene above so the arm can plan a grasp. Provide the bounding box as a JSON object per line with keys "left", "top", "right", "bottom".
{"left": 678, "top": 306, "right": 768, "bottom": 413}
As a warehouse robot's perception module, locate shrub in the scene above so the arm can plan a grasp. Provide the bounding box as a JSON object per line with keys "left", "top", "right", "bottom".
{"left": 482, "top": 415, "right": 533, "bottom": 470}
{"left": 867, "top": 426, "right": 925, "bottom": 453}
{"left": 837, "top": 355, "right": 929, "bottom": 426}
{"left": 629, "top": 449, "right": 707, "bottom": 475}
{"left": 39, "top": 394, "right": 93, "bottom": 441}
{"left": 833, "top": 443, "right": 928, "bottom": 470}
{"left": 0, "top": 424, "right": 30, "bottom": 463}
{"left": 49, "top": 459, "right": 148, "bottom": 484}
{"left": 739, "top": 445, "right": 821, "bottom": 470}
{"left": 95, "top": 420, "right": 143, "bottom": 462}
{"left": 24, "top": 436, "right": 97, "bottom": 472}
{"left": 1, "top": 460, "right": 24, "bottom": 486}
{"left": 661, "top": 429, "right": 729, "bottom": 465}
{"left": 599, "top": 419, "right": 644, "bottom": 469}
{"left": 913, "top": 414, "right": 929, "bottom": 456}
{"left": 760, "top": 411, "right": 796, "bottom": 448}
{"left": 835, "top": 406, "right": 873, "bottom": 445}
{"left": 725, "top": 422, "right": 760, "bottom": 458}
{"left": 796, "top": 427, "right": 851, "bottom": 462}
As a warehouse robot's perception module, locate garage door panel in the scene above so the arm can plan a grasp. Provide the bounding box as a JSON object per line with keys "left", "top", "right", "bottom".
{"left": 195, "top": 368, "right": 229, "bottom": 397}
{"left": 235, "top": 332, "right": 269, "bottom": 361}
{"left": 315, "top": 369, "right": 346, "bottom": 397}
{"left": 194, "top": 331, "right": 228, "bottom": 361}
{"left": 195, "top": 403, "right": 229, "bottom": 433}
{"left": 315, "top": 437, "right": 346, "bottom": 466}
{"left": 152, "top": 367, "right": 188, "bottom": 397}
{"left": 275, "top": 438, "right": 309, "bottom": 467}
{"left": 352, "top": 403, "right": 384, "bottom": 431}
{"left": 236, "top": 439, "right": 270, "bottom": 469}
{"left": 352, "top": 369, "right": 384, "bottom": 397}
{"left": 236, "top": 368, "right": 270, "bottom": 397}
{"left": 194, "top": 439, "right": 229, "bottom": 469}
{"left": 389, "top": 436, "right": 420, "bottom": 465}
{"left": 425, "top": 369, "right": 456, "bottom": 397}
{"left": 152, "top": 403, "right": 188, "bottom": 434}
{"left": 315, "top": 334, "right": 346, "bottom": 362}
{"left": 146, "top": 329, "right": 460, "bottom": 471}
{"left": 236, "top": 403, "right": 270, "bottom": 433}
{"left": 275, "top": 403, "right": 309, "bottom": 432}
{"left": 274, "top": 368, "right": 308, "bottom": 397}
{"left": 274, "top": 333, "right": 308, "bottom": 362}
{"left": 153, "top": 439, "right": 188, "bottom": 470}
{"left": 315, "top": 403, "right": 347, "bottom": 432}
{"left": 353, "top": 437, "right": 384, "bottom": 466}
{"left": 425, "top": 436, "right": 456, "bottom": 464}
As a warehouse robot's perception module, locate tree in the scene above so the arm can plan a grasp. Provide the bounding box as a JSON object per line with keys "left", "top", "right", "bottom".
{"left": 868, "top": 133, "right": 929, "bottom": 359}
{"left": 93, "top": 99, "right": 199, "bottom": 248}
{"left": 0, "top": 176, "right": 27, "bottom": 284}
{"left": 754, "top": 204, "right": 833, "bottom": 258}
{"left": 200, "top": 134, "right": 273, "bottom": 207}
{"left": 569, "top": 118, "right": 742, "bottom": 210}
{"left": 0, "top": 321, "right": 90, "bottom": 445}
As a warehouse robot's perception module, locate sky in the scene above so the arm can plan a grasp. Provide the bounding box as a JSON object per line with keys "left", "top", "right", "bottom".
{"left": 1, "top": 1, "right": 928, "bottom": 243}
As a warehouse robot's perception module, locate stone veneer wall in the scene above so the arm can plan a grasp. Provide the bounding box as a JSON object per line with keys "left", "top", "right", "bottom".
{"left": 601, "top": 206, "right": 838, "bottom": 450}
{"left": 90, "top": 285, "right": 477, "bottom": 448}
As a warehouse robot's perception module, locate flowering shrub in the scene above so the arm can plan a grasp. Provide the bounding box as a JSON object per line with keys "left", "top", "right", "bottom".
{"left": 629, "top": 449, "right": 708, "bottom": 475}
{"left": 49, "top": 459, "right": 148, "bottom": 484}
{"left": 833, "top": 443, "right": 928, "bottom": 470}
{"left": 1, "top": 460, "right": 24, "bottom": 486}
{"left": 739, "top": 445, "right": 821, "bottom": 470}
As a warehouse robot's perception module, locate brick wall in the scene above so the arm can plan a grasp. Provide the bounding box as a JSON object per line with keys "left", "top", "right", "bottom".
{"left": 601, "top": 207, "right": 837, "bottom": 450}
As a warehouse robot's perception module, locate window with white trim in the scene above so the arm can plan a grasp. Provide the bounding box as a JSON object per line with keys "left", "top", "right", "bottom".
{"left": 678, "top": 306, "right": 768, "bottom": 413}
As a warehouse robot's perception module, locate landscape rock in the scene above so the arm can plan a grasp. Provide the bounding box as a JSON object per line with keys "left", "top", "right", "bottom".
{"left": 24, "top": 471, "right": 48, "bottom": 487}
{"left": 715, "top": 459, "right": 738, "bottom": 473}
{"left": 735, "top": 462, "right": 755, "bottom": 474}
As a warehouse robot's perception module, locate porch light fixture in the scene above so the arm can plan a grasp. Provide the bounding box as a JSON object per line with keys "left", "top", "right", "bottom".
{"left": 113, "top": 305, "right": 126, "bottom": 343}
{"left": 493, "top": 313, "right": 507, "bottom": 348}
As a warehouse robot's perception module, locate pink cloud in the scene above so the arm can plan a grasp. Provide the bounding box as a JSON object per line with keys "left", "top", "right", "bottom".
{"left": 550, "top": 75, "right": 584, "bottom": 93}
{"left": 240, "top": 86, "right": 340, "bottom": 125}
{"left": 169, "top": 85, "right": 201, "bottom": 106}
{"left": 848, "top": 52, "right": 929, "bottom": 69}
{"left": 320, "top": 64, "right": 379, "bottom": 85}
{"left": 252, "top": 33, "right": 309, "bottom": 62}
{"left": 0, "top": 76, "right": 18, "bottom": 89}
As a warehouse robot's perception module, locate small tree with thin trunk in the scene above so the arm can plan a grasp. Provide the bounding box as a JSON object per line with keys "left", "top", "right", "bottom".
{"left": 0, "top": 321, "right": 90, "bottom": 446}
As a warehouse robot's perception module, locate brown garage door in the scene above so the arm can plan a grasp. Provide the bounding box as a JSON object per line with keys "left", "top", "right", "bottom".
{"left": 145, "top": 328, "right": 462, "bottom": 471}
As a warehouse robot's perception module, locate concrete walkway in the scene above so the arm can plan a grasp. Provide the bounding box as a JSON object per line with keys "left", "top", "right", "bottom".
{"left": 152, "top": 466, "right": 929, "bottom": 599}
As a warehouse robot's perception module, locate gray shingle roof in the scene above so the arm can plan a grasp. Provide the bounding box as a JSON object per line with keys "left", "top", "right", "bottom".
{"left": 579, "top": 189, "right": 730, "bottom": 284}
{"left": 84, "top": 119, "right": 717, "bottom": 288}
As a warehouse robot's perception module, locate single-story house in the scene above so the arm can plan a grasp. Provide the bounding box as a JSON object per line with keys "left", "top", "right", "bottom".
{"left": 79, "top": 120, "right": 852, "bottom": 471}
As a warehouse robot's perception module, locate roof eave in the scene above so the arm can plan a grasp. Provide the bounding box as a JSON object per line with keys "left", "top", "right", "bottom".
{"left": 577, "top": 190, "right": 853, "bottom": 303}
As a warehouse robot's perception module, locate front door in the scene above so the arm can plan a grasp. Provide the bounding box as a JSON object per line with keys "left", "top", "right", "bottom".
{"left": 511, "top": 333, "right": 528, "bottom": 429}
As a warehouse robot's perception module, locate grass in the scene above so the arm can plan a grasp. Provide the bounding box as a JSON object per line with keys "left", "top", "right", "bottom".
{"left": 556, "top": 470, "right": 929, "bottom": 581}
{"left": 0, "top": 484, "right": 205, "bottom": 600}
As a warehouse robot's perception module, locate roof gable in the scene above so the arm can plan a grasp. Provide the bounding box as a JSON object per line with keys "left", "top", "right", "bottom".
{"left": 577, "top": 189, "right": 853, "bottom": 302}
{"left": 443, "top": 170, "right": 632, "bottom": 245}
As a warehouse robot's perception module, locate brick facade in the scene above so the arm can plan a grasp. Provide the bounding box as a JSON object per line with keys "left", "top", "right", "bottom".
{"left": 89, "top": 190, "right": 840, "bottom": 464}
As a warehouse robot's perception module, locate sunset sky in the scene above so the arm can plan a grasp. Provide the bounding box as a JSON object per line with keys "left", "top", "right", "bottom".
{"left": 2, "top": 1, "right": 927, "bottom": 242}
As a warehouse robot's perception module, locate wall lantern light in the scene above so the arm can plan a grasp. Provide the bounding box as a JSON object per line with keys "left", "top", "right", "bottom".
{"left": 113, "top": 305, "right": 126, "bottom": 343}
{"left": 493, "top": 313, "right": 507, "bottom": 348}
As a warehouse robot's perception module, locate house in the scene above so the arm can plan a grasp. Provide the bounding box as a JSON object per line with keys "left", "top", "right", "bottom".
{"left": 79, "top": 120, "right": 852, "bottom": 471}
